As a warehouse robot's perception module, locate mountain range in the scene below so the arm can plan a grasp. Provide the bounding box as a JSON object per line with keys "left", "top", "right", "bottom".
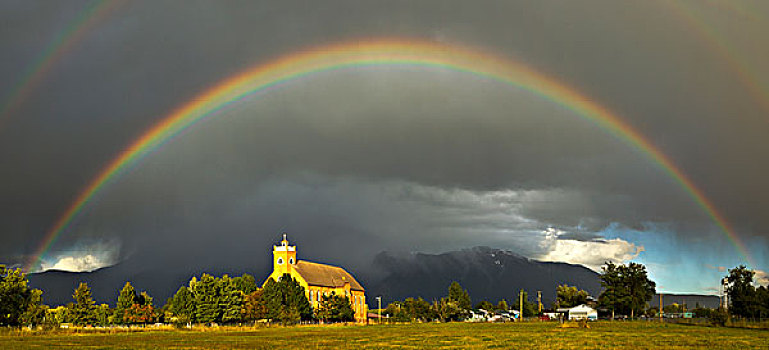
{"left": 27, "top": 246, "right": 718, "bottom": 309}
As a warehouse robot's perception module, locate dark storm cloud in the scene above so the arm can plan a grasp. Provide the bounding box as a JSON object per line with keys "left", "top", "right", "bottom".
{"left": 0, "top": 1, "right": 767, "bottom": 273}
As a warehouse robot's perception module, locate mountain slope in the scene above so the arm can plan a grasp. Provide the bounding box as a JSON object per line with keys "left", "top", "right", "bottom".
{"left": 364, "top": 246, "right": 602, "bottom": 306}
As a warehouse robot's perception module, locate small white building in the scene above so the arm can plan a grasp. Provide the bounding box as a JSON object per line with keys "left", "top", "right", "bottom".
{"left": 567, "top": 304, "right": 597, "bottom": 321}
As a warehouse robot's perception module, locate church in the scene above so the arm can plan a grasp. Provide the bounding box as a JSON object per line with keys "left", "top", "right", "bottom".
{"left": 263, "top": 234, "right": 367, "bottom": 323}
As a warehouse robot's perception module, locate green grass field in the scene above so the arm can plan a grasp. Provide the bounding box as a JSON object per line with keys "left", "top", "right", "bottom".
{"left": 2, "top": 321, "right": 768, "bottom": 349}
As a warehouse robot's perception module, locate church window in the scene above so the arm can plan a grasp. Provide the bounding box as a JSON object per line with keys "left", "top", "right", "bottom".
{"left": 289, "top": 257, "right": 294, "bottom": 264}
{"left": 277, "top": 257, "right": 283, "bottom": 265}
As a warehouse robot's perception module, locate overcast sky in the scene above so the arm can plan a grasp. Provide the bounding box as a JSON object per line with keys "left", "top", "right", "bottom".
{"left": 1, "top": 0, "right": 767, "bottom": 294}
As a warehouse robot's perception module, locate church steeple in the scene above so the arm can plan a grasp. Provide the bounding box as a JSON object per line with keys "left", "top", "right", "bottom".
{"left": 273, "top": 232, "right": 296, "bottom": 276}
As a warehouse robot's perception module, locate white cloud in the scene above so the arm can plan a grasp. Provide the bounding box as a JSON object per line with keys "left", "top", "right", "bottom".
{"left": 704, "top": 264, "right": 727, "bottom": 272}
{"left": 42, "top": 254, "right": 108, "bottom": 272}
{"left": 537, "top": 228, "right": 643, "bottom": 271}
{"left": 38, "top": 238, "right": 120, "bottom": 272}
{"left": 755, "top": 269, "right": 769, "bottom": 287}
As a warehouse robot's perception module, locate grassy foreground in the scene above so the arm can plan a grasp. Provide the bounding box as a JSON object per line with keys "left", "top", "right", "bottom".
{"left": 2, "top": 321, "right": 768, "bottom": 349}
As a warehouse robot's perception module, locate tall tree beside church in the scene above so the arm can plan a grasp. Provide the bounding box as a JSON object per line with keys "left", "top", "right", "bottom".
{"left": 70, "top": 282, "right": 97, "bottom": 326}
{"left": 113, "top": 282, "right": 136, "bottom": 324}
{"left": 262, "top": 274, "right": 312, "bottom": 324}
{"left": 315, "top": 292, "right": 355, "bottom": 323}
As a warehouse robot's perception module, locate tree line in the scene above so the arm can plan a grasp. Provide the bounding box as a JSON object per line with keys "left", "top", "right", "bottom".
{"left": 0, "top": 266, "right": 355, "bottom": 327}
{"left": 4, "top": 261, "right": 764, "bottom": 327}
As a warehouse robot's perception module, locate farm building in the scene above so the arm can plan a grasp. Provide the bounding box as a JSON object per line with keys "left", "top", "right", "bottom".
{"left": 567, "top": 304, "right": 597, "bottom": 321}
{"left": 262, "top": 234, "right": 367, "bottom": 323}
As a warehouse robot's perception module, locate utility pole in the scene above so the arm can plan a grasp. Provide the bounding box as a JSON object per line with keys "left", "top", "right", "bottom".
{"left": 376, "top": 296, "right": 382, "bottom": 325}
{"left": 537, "top": 291, "right": 542, "bottom": 314}
{"left": 659, "top": 293, "right": 663, "bottom": 322}
{"left": 519, "top": 290, "right": 524, "bottom": 321}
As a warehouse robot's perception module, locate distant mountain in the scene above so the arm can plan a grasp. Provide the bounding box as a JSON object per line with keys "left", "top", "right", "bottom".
{"left": 27, "top": 245, "right": 718, "bottom": 310}
{"left": 364, "top": 246, "right": 602, "bottom": 306}
{"left": 649, "top": 294, "right": 720, "bottom": 309}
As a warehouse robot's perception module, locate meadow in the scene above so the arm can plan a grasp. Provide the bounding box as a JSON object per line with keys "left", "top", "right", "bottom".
{"left": 2, "top": 321, "right": 768, "bottom": 349}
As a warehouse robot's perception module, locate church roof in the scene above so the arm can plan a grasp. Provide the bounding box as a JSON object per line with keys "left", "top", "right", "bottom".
{"left": 293, "top": 260, "right": 365, "bottom": 291}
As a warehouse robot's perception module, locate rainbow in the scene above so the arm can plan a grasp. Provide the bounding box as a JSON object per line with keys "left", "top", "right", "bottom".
{"left": 661, "top": 1, "right": 769, "bottom": 117}
{"left": 0, "top": 0, "right": 122, "bottom": 130}
{"left": 26, "top": 38, "right": 754, "bottom": 271}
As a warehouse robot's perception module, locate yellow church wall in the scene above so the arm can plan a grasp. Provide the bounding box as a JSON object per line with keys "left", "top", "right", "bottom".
{"left": 262, "top": 235, "right": 367, "bottom": 323}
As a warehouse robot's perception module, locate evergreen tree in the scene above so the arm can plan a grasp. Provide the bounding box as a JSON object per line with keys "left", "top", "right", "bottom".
{"left": 447, "top": 281, "right": 472, "bottom": 311}
{"left": 220, "top": 275, "right": 244, "bottom": 324}
{"left": 71, "top": 282, "right": 96, "bottom": 326}
{"left": 262, "top": 274, "right": 311, "bottom": 324}
{"left": 496, "top": 299, "right": 509, "bottom": 312}
{"left": 315, "top": 292, "right": 355, "bottom": 323}
{"left": 113, "top": 282, "right": 136, "bottom": 324}
{"left": 94, "top": 304, "right": 111, "bottom": 326}
{"left": 194, "top": 273, "right": 222, "bottom": 324}
{"left": 233, "top": 274, "right": 258, "bottom": 294}
{"left": 170, "top": 285, "right": 196, "bottom": 324}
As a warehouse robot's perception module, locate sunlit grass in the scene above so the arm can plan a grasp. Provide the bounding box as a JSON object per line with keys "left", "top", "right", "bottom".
{"left": 2, "top": 321, "right": 768, "bottom": 349}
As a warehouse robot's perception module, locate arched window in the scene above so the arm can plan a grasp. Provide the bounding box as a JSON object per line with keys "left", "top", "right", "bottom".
{"left": 289, "top": 257, "right": 294, "bottom": 264}
{"left": 276, "top": 258, "right": 284, "bottom": 265}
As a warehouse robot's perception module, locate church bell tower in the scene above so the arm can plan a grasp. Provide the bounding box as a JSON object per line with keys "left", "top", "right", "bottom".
{"left": 272, "top": 233, "right": 296, "bottom": 276}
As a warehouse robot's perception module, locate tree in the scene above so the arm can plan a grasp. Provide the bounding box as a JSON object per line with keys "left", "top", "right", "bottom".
{"left": 726, "top": 265, "right": 757, "bottom": 319}
{"left": 401, "top": 297, "right": 434, "bottom": 322}
{"left": 433, "top": 297, "right": 461, "bottom": 322}
{"left": 232, "top": 274, "right": 258, "bottom": 294}
{"left": 170, "top": 286, "right": 196, "bottom": 324}
{"left": 447, "top": 281, "right": 472, "bottom": 311}
{"left": 315, "top": 292, "right": 355, "bottom": 323}
{"left": 194, "top": 273, "right": 222, "bottom": 325}
{"left": 113, "top": 282, "right": 136, "bottom": 324}
{"left": 0, "top": 265, "right": 44, "bottom": 327}
{"left": 19, "top": 288, "right": 46, "bottom": 326}
{"left": 262, "top": 274, "right": 312, "bottom": 325}
{"left": 124, "top": 290, "right": 155, "bottom": 324}
{"left": 70, "top": 282, "right": 97, "bottom": 326}
{"left": 624, "top": 263, "right": 656, "bottom": 319}
{"left": 512, "top": 290, "right": 537, "bottom": 317}
{"left": 475, "top": 300, "right": 495, "bottom": 312}
{"left": 598, "top": 262, "right": 655, "bottom": 319}
{"left": 220, "top": 275, "right": 244, "bottom": 324}
{"left": 242, "top": 289, "right": 267, "bottom": 322}
{"left": 556, "top": 284, "right": 589, "bottom": 308}
{"left": 496, "top": 299, "right": 509, "bottom": 312}
{"left": 94, "top": 304, "right": 111, "bottom": 326}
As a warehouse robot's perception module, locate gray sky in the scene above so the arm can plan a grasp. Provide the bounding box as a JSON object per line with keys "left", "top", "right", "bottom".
{"left": 1, "top": 0, "right": 767, "bottom": 293}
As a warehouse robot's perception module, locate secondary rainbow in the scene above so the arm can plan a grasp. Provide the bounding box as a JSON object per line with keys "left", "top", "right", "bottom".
{"left": 0, "top": 0, "right": 122, "bottom": 130}
{"left": 27, "top": 39, "right": 754, "bottom": 271}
